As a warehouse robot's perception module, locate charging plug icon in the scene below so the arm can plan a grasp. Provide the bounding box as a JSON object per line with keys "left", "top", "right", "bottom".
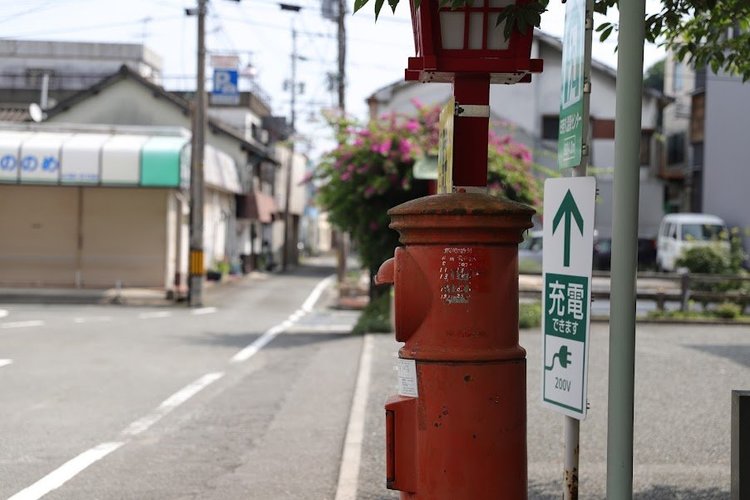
{"left": 544, "top": 345, "right": 573, "bottom": 371}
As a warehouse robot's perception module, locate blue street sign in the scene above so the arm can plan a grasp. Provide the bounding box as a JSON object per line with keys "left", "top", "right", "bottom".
{"left": 212, "top": 68, "right": 240, "bottom": 105}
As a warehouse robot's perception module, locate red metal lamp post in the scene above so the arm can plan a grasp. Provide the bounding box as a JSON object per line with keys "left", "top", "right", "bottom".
{"left": 375, "top": 2, "right": 544, "bottom": 498}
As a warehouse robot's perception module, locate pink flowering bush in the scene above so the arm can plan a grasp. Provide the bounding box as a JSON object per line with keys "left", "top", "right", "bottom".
{"left": 315, "top": 102, "right": 542, "bottom": 274}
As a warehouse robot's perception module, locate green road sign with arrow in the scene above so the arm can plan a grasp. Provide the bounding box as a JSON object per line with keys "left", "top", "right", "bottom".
{"left": 541, "top": 177, "right": 596, "bottom": 420}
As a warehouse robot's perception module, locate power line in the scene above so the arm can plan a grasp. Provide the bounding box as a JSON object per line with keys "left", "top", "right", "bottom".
{"left": 0, "top": 15, "right": 183, "bottom": 40}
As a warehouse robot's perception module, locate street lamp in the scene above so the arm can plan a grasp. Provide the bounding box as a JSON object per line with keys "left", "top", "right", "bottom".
{"left": 406, "top": 0, "right": 543, "bottom": 83}
{"left": 405, "top": 0, "right": 543, "bottom": 187}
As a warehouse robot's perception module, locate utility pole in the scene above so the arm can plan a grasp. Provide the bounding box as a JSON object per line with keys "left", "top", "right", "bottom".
{"left": 335, "top": 0, "right": 348, "bottom": 284}
{"left": 281, "top": 3, "right": 301, "bottom": 272}
{"left": 187, "top": 0, "right": 207, "bottom": 307}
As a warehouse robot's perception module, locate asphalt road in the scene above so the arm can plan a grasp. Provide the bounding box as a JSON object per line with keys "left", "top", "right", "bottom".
{"left": 1, "top": 259, "right": 748, "bottom": 499}
{"left": 0, "top": 261, "right": 361, "bottom": 499}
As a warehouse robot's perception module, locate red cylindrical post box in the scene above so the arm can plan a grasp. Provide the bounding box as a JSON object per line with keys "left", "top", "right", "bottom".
{"left": 376, "top": 192, "right": 534, "bottom": 499}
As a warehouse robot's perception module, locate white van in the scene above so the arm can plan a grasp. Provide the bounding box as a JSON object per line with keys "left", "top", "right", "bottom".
{"left": 656, "top": 213, "right": 729, "bottom": 271}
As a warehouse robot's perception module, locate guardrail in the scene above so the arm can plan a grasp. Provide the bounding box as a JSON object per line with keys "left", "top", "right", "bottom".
{"left": 520, "top": 271, "right": 750, "bottom": 313}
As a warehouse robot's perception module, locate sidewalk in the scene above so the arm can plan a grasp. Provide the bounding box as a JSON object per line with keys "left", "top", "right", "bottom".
{"left": 0, "top": 272, "right": 261, "bottom": 307}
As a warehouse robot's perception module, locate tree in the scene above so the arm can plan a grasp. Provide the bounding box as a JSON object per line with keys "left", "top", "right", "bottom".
{"left": 644, "top": 58, "right": 665, "bottom": 92}
{"left": 595, "top": 0, "right": 750, "bottom": 81}
{"left": 314, "top": 103, "right": 543, "bottom": 292}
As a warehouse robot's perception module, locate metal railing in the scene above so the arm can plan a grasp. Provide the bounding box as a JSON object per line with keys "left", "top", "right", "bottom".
{"left": 520, "top": 271, "right": 750, "bottom": 313}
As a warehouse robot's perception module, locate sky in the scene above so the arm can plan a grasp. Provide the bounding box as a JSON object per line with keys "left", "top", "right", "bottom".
{"left": 0, "top": 0, "right": 666, "bottom": 159}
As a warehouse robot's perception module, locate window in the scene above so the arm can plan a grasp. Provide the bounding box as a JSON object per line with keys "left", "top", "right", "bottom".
{"left": 640, "top": 130, "right": 652, "bottom": 165}
{"left": 592, "top": 119, "right": 615, "bottom": 139}
{"left": 667, "top": 133, "right": 685, "bottom": 165}
{"left": 673, "top": 62, "right": 684, "bottom": 92}
{"left": 681, "top": 224, "right": 727, "bottom": 242}
{"left": 542, "top": 115, "right": 559, "bottom": 140}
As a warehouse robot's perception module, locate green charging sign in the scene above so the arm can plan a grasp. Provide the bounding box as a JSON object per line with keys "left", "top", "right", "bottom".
{"left": 558, "top": 0, "right": 585, "bottom": 170}
{"left": 541, "top": 177, "right": 596, "bottom": 420}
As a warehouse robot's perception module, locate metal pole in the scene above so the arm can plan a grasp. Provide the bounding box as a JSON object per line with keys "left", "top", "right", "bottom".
{"left": 564, "top": 416, "right": 580, "bottom": 499}
{"left": 606, "top": 0, "right": 646, "bottom": 497}
{"left": 335, "top": 0, "right": 348, "bottom": 284}
{"left": 40, "top": 72, "right": 50, "bottom": 110}
{"left": 189, "top": 0, "right": 207, "bottom": 307}
{"left": 282, "top": 22, "right": 297, "bottom": 272}
{"left": 563, "top": 0, "right": 593, "bottom": 495}
{"left": 732, "top": 390, "right": 750, "bottom": 500}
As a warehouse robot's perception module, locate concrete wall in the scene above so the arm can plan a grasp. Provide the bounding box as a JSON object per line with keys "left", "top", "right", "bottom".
{"left": 0, "top": 40, "right": 162, "bottom": 108}
{"left": 702, "top": 72, "right": 750, "bottom": 251}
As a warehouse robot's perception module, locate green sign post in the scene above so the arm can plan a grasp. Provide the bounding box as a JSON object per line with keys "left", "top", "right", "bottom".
{"left": 558, "top": 0, "right": 585, "bottom": 170}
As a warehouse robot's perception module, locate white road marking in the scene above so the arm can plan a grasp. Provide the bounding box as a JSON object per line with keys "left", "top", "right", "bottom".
{"left": 191, "top": 307, "right": 218, "bottom": 315}
{"left": 231, "top": 323, "right": 287, "bottom": 363}
{"left": 122, "top": 372, "right": 224, "bottom": 437}
{"left": 286, "top": 324, "right": 354, "bottom": 334}
{"left": 8, "top": 441, "right": 125, "bottom": 500}
{"left": 10, "top": 371, "right": 225, "bottom": 500}
{"left": 231, "top": 275, "right": 335, "bottom": 364}
{"left": 334, "top": 334, "right": 374, "bottom": 500}
{"left": 73, "top": 316, "right": 113, "bottom": 324}
{"left": 301, "top": 276, "right": 334, "bottom": 312}
{"left": 0, "top": 309, "right": 8, "bottom": 318}
{"left": 137, "top": 311, "right": 172, "bottom": 319}
{"left": 0, "top": 359, "right": 13, "bottom": 368}
{"left": 1, "top": 320, "right": 45, "bottom": 329}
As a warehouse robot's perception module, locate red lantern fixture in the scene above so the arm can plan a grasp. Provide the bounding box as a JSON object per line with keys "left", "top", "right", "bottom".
{"left": 406, "top": 0, "right": 543, "bottom": 84}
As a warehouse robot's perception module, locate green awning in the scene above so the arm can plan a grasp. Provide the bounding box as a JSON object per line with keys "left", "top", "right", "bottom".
{"left": 140, "top": 136, "right": 190, "bottom": 187}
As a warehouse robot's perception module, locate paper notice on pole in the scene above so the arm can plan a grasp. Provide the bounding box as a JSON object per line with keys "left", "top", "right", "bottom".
{"left": 437, "top": 97, "right": 454, "bottom": 194}
{"left": 397, "top": 358, "right": 419, "bottom": 397}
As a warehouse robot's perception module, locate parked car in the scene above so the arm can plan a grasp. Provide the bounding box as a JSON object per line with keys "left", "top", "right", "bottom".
{"left": 518, "top": 230, "right": 543, "bottom": 272}
{"left": 656, "top": 213, "right": 729, "bottom": 272}
{"left": 592, "top": 237, "right": 657, "bottom": 271}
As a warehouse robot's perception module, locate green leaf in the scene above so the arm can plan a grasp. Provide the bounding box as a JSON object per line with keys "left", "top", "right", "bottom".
{"left": 517, "top": 16, "right": 528, "bottom": 35}
{"left": 374, "top": 0, "right": 385, "bottom": 19}
{"left": 353, "top": 0, "right": 369, "bottom": 14}
{"left": 595, "top": 22, "right": 610, "bottom": 32}
{"left": 388, "top": 0, "right": 398, "bottom": 13}
{"left": 600, "top": 25, "right": 613, "bottom": 42}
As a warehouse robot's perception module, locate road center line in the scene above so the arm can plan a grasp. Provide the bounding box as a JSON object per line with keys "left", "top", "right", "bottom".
{"left": 334, "top": 334, "right": 374, "bottom": 500}
{"left": 302, "top": 276, "right": 334, "bottom": 312}
{"left": 122, "top": 372, "right": 224, "bottom": 437}
{"left": 73, "top": 316, "right": 113, "bottom": 324}
{"left": 231, "top": 275, "right": 335, "bottom": 364}
{"left": 191, "top": 307, "right": 218, "bottom": 315}
{"left": 1, "top": 320, "right": 45, "bottom": 329}
{"left": 8, "top": 441, "right": 125, "bottom": 500}
{"left": 137, "top": 311, "right": 172, "bottom": 319}
{"left": 0, "top": 359, "right": 13, "bottom": 368}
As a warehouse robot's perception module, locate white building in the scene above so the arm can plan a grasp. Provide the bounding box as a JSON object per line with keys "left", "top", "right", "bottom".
{"left": 0, "top": 123, "right": 240, "bottom": 295}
